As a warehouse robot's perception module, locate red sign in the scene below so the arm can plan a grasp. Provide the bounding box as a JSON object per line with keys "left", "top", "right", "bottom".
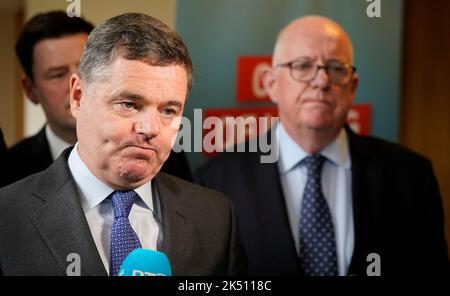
{"left": 202, "top": 104, "right": 372, "bottom": 156}
{"left": 236, "top": 56, "right": 272, "bottom": 102}
{"left": 347, "top": 104, "right": 372, "bottom": 135}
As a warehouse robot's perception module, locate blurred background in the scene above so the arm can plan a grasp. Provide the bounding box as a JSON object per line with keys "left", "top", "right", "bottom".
{"left": 0, "top": 0, "right": 449, "bottom": 256}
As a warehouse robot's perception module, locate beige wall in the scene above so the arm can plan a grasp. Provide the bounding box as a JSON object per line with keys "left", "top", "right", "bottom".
{"left": 21, "top": 0, "right": 176, "bottom": 137}
{"left": 0, "top": 2, "right": 22, "bottom": 147}
{"left": 25, "top": 0, "right": 176, "bottom": 26}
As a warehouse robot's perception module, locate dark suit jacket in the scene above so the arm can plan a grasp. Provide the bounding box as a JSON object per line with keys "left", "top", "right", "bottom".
{"left": 4, "top": 126, "right": 192, "bottom": 187}
{"left": 6, "top": 127, "right": 53, "bottom": 187}
{"left": 0, "top": 129, "right": 7, "bottom": 187}
{"left": 195, "top": 127, "right": 449, "bottom": 276}
{"left": 0, "top": 129, "right": 6, "bottom": 156}
{"left": 0, "top": 148, "right": 246, "bottom": 276}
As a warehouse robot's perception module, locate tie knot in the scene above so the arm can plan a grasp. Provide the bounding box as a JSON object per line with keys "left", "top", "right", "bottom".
{"left": 111, "top": 190, "right": 138, "bottom": 219}
{"left": 304, "top": 154, "right": 325, "bottom": 176}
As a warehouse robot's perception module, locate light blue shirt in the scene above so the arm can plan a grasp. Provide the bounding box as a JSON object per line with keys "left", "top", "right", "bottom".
{"left": 276, "top": 123, "right": 354, "bottom": 276}
{"left": 68, "top": 143, "right": 160, "bottom": 274}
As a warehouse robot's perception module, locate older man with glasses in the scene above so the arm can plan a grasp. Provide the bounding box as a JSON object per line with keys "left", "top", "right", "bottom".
{"left": 195, "top": 15, "right": 449, "bottom": 276}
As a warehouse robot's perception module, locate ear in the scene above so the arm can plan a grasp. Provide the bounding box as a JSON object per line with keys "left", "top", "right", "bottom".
{"left": 261, "top": 65, "right": 278, "bottom": 104}
{"left": 21, "top": 76, "right": 39, "bottom": 104}
{"left": 69, "top": 73, "right": 85, "bottom": 119}
{"left": 350, "top": 73, "right": 359, "bottom": 96}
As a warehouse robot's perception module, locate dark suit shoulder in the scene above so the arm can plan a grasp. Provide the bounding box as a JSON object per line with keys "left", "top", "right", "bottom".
{"left": 9, "top": 129, "right": 45, "bottom": 156}
{"left": 0, "top": 170, "right": 47, "bottom": 213}
{"left": 196, "top": 150, "right": 257, "bottom": 177}
{"left": 157, "top": 172, "right": 233, "bottom": 208}
{"left": 6, "top": 128, "right": 53, "bottom": 186}
{"left": 350, "top": 132, "right": 432, "bottom": 168}
{"left": 0, "top": 149, "right": 72, "bottom": 211}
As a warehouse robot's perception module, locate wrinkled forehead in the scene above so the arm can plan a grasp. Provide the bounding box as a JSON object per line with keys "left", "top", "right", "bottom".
{"left": 273, "top": 20, "right": 354, "bottom": 65}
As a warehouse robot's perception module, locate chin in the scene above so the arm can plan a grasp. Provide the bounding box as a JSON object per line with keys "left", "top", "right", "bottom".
{"left": 120, "top": 168, "right": 150, "bottom": 181}
{"left": 119, "top": 162, "right": 159, "bottom": 183}
{"left": 302, "top": 117, "right": 334, "bottom": 131}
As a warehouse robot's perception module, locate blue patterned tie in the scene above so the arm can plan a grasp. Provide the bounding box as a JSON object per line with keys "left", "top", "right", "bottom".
{"left": 299, "top": 155, "right": 338, "bottom": 276}
{"left": 110, "top": 190, "right": 142, "bottom": 276}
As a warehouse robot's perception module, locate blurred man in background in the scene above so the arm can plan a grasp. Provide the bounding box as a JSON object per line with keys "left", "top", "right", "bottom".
{"left": 196, "top": 15, "right": 448, "bottom": 276}
{"left": 9, "top": 11, "right": 93, "bottom": 185}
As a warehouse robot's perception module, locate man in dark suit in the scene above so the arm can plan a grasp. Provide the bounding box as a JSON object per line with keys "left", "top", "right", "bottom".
{"left": 0, "top": 13, "right": 246, "bottom": 276}
{"left": 6, "top": 11, "right": 192, "bottom": 187}
{"left": 195, "top": 15, "right": 448, "bottom": 276}
{"left": 7, "top": 11, "right": 93, "bottom": 186}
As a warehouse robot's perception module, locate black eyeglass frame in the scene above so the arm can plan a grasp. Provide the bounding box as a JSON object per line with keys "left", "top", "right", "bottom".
{"left": 275, "top": 60, "right": 357, "bottom": 85}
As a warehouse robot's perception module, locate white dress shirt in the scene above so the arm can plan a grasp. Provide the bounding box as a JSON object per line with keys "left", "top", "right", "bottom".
{"left": 276, "top": 123, "right": 354, "bottom": 276}
{"left": 45, "top": 125, "right": 72, "bottom": 160}
{"left": 68, "top": 143, "right": 160, "bottom": 274}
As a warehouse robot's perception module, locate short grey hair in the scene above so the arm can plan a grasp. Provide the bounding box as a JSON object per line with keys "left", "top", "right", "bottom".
{"left": 78, "top": 13, "right": 193, "bottom": 89}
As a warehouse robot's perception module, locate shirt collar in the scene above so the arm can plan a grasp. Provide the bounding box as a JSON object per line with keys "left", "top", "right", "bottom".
{"left": 277, "top": 123, "right": 308, "bottom": 174}
{"left": 68, "top": 143, "right": 154, "bottom": 212}
{"left": 277, "top": 122, "right": 351, "bottom": 174}
{"left": 45, "top": 125, "right": 72, "bottom": 160}
{"left": 321, "top": 128, "right": 351, "bottom": 170}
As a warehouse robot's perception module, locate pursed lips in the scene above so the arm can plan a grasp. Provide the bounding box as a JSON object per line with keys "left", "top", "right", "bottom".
{"left": 123, "top": 145, "right": 159, "bottom": 160}
{"left": 128, "top": 144, "right": 158, "bottom": 152}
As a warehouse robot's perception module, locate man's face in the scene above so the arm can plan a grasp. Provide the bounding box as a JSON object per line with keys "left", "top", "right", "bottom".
{"left": 265, "top": 27, "right": 358, "bottom": 135}
{"left": 24, "top": 33, "right": 88, "bottom": 136}
{"left": 70, "top": 57, "right": 188, "bottom": 189}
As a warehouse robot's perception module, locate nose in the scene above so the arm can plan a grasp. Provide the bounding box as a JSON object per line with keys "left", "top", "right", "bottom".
{"left": 310, "top": 66, "right": 331, "bottom": 90}
{"left": 135, "top": 109, "right": 161, "bottom": 140}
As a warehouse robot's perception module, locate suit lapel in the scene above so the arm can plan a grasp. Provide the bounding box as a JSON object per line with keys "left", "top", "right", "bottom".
{"left": 154, "top": 174, "right": 195, "bottom": 275}
{"left": 347, "top": 128, "right": 384, "bottom": 275}
{"left": 30, "top": 150, "right": 107, "bottom": 276}
{"left": 246, "top": 151, "right": 302, "bottom": 274}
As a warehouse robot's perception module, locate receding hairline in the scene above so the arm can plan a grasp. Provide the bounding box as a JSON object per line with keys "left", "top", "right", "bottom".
{"left": 273, "top": 15, "right": 354, "bottom": 65}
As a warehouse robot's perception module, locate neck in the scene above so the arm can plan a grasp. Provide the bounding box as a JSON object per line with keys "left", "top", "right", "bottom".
{"left": 48, "top": 123, "right": 77, "bottom": 145}
{"left": 282, "top": 122, "right": 341, "bottom": 154}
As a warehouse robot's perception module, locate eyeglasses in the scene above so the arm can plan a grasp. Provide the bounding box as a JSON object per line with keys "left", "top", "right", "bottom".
{"left": 275, "top": 59, "right": 356, "bottom": 85}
